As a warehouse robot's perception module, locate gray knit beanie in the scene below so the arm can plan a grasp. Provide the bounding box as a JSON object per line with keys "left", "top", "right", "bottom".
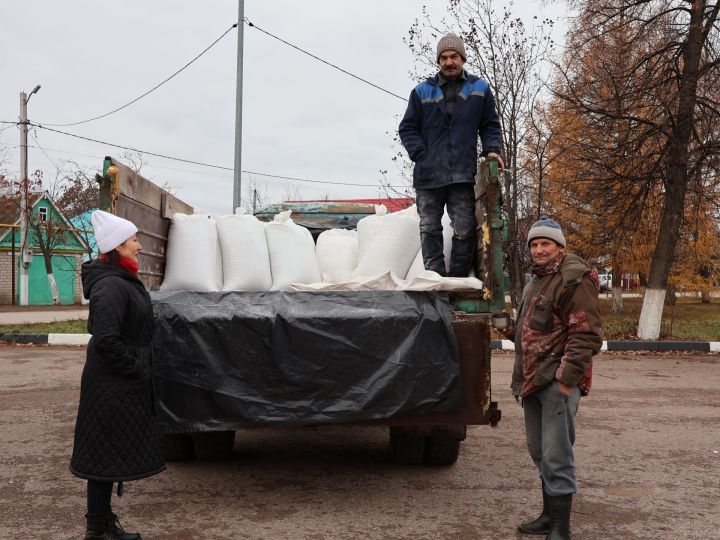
{"left": 437, "top": 33, "right": 467, "bottom": 62}
{"left": 527, "top": 216, "right": 566, "bottom": 247}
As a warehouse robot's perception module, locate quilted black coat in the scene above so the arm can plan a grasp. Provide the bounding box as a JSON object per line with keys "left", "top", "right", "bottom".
{"left": 70, "top": 260, "right": 165, "bottom": 481}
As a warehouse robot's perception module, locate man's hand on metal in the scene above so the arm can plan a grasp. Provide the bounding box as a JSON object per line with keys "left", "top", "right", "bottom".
{"left": 487, "top": 152, "right": 504, "bottom": 171}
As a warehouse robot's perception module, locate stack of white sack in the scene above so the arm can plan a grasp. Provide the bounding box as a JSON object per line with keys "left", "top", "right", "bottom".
{"left": 216, "top": 209, "right": 272, "bottom": 291}
{"left": 316, "top": 229, "right": 358, "bottom": 283}
{"left": 265, "top": 210, "right": 321, "bottom": 290}
{"left": 160, "top": 211, "right": 222, "bottom": 292}
{"left": 351, "top": 205, "right": 421, "bottom": 280}
{"left": 160, "top": 205, "right": 481, "bottom": 293}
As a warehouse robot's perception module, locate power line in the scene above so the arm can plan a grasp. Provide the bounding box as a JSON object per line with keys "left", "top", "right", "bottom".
{"left": 32, "top": 122, "right": 233, "bottom": 170}
{"left": 241, "top": 169, "right": 395, "bottom": 187}
{"left": 40, "top": 23, "right": 238, "bottom": 127}
{"left": 22, "top": 122, "right": 406, "bottom": 188}
{"left": 26, "top": 144, "right": 234, "bottom": 179}
{"left": 29, "top": 133, "right": 60, "bottom": 172}
{"left": 244, "top": 18, "right": 408, "bottom": 103}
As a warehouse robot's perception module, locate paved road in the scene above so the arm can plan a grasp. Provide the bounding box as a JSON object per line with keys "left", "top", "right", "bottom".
{"left": 1, "top": 346, "right": 719, "bottom": 539}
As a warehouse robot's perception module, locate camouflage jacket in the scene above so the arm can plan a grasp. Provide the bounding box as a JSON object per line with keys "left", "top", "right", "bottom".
{"left": 510, "top": 253, "right": 603, "bottom": 398}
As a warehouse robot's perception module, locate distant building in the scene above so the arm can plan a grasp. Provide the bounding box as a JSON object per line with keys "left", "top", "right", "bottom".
{"left": 0, "top": 192, "right": 88, "bottom": 305}
{"left": 255, "top": 198, "right": 414, "bottom": 237}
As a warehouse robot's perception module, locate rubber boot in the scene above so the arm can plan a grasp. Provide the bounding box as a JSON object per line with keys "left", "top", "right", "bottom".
{"left": 518, "top": 486, "right": 551, "bottom": 535}
{"left": 545, "top": 494, "right": 572, "bottom": 540}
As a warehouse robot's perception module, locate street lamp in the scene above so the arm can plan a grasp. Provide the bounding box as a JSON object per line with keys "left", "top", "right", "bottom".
{"left": 18, "top": 84, "right": 41, "bottom": 306}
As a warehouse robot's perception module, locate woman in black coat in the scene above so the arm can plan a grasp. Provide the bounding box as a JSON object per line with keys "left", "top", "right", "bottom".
{"left": 71, "top": 210, "right": 165, "bottom": 540}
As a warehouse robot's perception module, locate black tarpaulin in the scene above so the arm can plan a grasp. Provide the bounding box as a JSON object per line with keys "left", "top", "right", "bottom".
{"left": 150, "top": 290, "right": 463, "bottom": 432}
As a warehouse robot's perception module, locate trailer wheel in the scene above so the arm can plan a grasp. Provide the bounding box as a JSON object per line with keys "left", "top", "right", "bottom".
{"left": 388, "top": 429, "right": 426, "bottom": 464}
{"left": 424, "top": 437, "right": 461, "bottom": 466}
{"left": 192, "top": 430, "right": 235, "bottom": 461}
{"left": 159, "top": 433, "right": 195, "bottom": 462}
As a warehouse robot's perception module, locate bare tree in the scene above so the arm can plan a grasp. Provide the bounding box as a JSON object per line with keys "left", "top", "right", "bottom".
{"left": 55, "top": 160, "right": 100, "bottom": 259}
{"left": 281, "top": 183, "right": 303, "bottom": 203}
{"left": 240, "top": 176, "right": 269, "bottom": 214}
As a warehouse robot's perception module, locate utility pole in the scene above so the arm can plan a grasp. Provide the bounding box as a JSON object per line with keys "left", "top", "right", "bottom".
{"left": 18, "top": 85, "right": 40, "bottom": 306}
{"left": 232, "top": 0, "right": 245, "bottom": 212}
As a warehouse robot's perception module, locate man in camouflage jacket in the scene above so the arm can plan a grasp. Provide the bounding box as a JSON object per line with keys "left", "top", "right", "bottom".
{"left": 498, "top": 216, "right": 602, "bottom": 539}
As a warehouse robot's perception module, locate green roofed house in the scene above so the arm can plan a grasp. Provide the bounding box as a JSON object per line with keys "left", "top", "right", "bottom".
{"left": 0, "top": 191, "right": 89, "bottom": 305}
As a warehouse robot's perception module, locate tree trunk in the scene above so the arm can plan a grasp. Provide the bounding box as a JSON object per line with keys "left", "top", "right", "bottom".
{"left": 701, "top": 289, "right": 711, "bottom": 304}
{"left": 638, "top": 288, "right": 666, "bottom": 340}
{"left": 47, "top": 273, "right": 60, "bottom": 305}
{"left": 502, "top": 156, "right": 524, "bottom": 310}
{"left": 508, "top": 242, "right": 524, "bottom": 309}
{"left": 637, "top": 0, "right": 705, "bottom": 340}
{"left": 665, "top": 283, "right": 677, "bottom": 306}
{"left": 609, "top": 263, "right": 622, "bottom": 313}
{"left": 42, "top": 253, "right": 60, "bottom": 305}
{"left": 611, "top": 284, "right": 623, "bottom": 313}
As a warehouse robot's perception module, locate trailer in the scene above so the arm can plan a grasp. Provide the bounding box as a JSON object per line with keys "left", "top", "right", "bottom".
{"left": 97, "top": 156, "right": 505, "bottom": 466}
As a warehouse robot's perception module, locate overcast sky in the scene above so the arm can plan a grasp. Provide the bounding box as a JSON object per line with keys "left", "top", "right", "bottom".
{"left": 0, "top": 0, "right": 567, "bottom": 216}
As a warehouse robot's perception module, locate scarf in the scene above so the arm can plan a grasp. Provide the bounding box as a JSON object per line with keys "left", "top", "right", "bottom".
{"left": 99, "top": 253, "right": 139, "bottom": 276}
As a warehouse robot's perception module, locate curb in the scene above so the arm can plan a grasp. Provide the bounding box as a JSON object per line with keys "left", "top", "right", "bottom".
{"left": 490, "top": 340, "right": 720, "bottom": 352}
{"left": 1, "top": 333, "right": 719, "bottom": 351}
{"left": 1, "top": 333, "right": 91, "bottom": 346}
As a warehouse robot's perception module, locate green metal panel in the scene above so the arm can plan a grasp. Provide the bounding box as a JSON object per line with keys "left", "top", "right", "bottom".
{"left": 451, "top": 158, "right": 505, "bottom": 314}
{"left": 20, "top": 255, "right": 77, "bottom": 305}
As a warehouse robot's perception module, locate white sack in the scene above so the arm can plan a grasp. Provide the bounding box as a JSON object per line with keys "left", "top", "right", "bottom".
{"left": 161, "top": 212, "right": 220, "bottom": 292}
{"left": 265, "top": 210, "right": 321, "bottom": 290}
{"left": 352, "top": 205, "right": 420, "bottom": 279}
{"left": 404, "top": 250, "right": 425, "bottom": 281}
{"left": 405, "top": 210, "right": 461, "bottom": 280}
{"left": 356, "top": 204, "right": 387, "bottom": 262}
{"left": 316, "top": 229, "right": 358, "bottom": 283}
{"left": 217, "top": 210, "right": 272, "bottom": 291}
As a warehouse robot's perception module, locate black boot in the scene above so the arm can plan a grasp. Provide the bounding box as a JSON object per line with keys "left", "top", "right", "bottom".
{"left": 107, "top": 511, "right": 142, "bottom": 540}
{"left": 84, "top": 512, "right": 142, "bottom": 540}
{"left": 518, "top": 486, "right": 551, "bottom": 535}
{"left": 85, "top": 513, "right": 109, "bottom": 539}
{"left": 546, "top": 494, "right": 572, "bottom": 540}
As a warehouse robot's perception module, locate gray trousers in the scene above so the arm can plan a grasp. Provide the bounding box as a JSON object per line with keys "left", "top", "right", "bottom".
{"left": 523, "top": 380, "right": 581, "bottom": 496}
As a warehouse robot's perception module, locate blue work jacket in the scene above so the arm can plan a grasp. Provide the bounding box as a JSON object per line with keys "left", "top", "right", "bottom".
{"left": 399, "top": 71, "right": 501, "bottom": 189}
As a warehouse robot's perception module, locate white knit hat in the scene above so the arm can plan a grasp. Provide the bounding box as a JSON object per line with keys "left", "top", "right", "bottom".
{"left": 91, "top": 210, "right": 138, "bottom": 254}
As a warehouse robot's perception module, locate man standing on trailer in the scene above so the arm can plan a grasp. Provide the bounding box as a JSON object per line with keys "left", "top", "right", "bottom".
{"left": 399, "top": 32, "right": 503, "bottom": 276}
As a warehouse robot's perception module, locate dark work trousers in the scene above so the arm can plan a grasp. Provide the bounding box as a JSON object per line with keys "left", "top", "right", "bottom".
{"left": 523, "top": 380, "right": 581, "bottom": 496}
{"left": 415, "top": 183, "right": 476, "bottom": 277}
{"left": 87, "top": 479, "right": 113, "bottom": 515}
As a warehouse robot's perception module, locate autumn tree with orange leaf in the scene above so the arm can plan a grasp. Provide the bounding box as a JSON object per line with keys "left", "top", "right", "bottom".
{"left": 543, "top": 0, "right": 720, "bottom": 337}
